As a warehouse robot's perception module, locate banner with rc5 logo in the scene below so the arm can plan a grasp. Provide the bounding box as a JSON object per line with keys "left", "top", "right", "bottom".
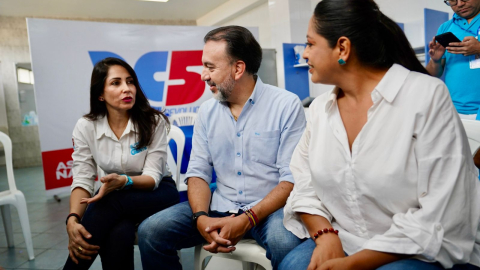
{"left": 27, "top": 18, "right": 258, "bottom": 195}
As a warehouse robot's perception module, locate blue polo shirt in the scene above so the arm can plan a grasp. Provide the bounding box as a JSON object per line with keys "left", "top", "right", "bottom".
{"left": 437, "top": 13, "right": 480, "bottom": 114}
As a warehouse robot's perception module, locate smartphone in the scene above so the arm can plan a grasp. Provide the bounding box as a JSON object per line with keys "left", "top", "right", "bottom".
{"left": 435, "top": 32, "right": 461, "bottom": 47}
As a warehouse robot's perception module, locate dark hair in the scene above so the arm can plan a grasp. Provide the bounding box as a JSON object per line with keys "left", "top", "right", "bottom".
{"left": 204, "top": 26, "right": 262, "bottom": 75}
{"left": 84, "top": 57, "right": 169, "bottom": 149}
{"left": 313, "top": 0, "right": 428, "bottom": 74}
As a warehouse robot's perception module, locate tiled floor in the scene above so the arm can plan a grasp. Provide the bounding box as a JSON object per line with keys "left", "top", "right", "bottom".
{"left": 0, "top": 166, "right": 257, "bottom": 270}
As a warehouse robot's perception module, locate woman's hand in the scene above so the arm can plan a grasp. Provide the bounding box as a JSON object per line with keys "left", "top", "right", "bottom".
{"left": 80, "top": 173, "right": 127, "bottom": 204}
{"left": 66, "top": 217, "right": 100, "bottom": 264}
{"left": 307, "top": 234, "right": 345, "bottom": 270}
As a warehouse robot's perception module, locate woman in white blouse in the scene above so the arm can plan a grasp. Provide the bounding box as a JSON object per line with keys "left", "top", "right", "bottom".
{"left": 63, "top": 57, "right": 179, "bottom": 270}
{"left": 280, "top": 1, "right": 480, "bottom": 270}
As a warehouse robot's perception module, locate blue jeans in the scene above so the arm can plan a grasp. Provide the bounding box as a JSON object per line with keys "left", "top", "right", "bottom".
{"left": 138, "top": 201, "right": 302, "bottom": 270}
{"left": 63, "top": 177, "right": 179, "bottom": 270}
{"left": 279, "top": 239, "right": 480, "bottom": 270}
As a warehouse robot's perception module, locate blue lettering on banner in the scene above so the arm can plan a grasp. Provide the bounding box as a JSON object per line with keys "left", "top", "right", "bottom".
{"left": 134, "top": 51, "right": 168, "bottom": 103}
{"left": 88, "top": 51, "right": 169, "bottom": 103}
{"left": 130, "top": 142, "right": 147, "bottom": 155}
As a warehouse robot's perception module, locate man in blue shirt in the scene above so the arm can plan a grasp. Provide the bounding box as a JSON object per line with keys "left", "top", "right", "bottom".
{"left": 426, "top": 0, "right": 480, "bottom": 118}
{"left": 138, "top": 26, "right": 306, "bottom": 270}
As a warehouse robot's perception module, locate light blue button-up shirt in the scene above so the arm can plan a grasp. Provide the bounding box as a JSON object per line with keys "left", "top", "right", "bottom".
{"left": 185, "top": 77, "right": 306, "bottom": 212}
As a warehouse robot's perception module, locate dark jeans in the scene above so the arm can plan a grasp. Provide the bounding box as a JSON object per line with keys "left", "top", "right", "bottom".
{"left": 63, "top": 177, "right": 179, "bottom": 270}
{"left": 279, "top": 239, "right": 480, "bottom": 270}
{"left": 138, "top": 201, "right": 302, "bottom": 270}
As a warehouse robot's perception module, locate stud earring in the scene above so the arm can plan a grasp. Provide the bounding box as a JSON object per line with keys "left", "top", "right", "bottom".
{"left": 99, "top": 98, "right": 104, "bottom": 101}
{"left": 338, "top": 59, "right": 346, "bottom": 65}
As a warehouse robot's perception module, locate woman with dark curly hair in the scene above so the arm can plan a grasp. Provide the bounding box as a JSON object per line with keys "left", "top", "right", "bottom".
{"left": 63, "top": 57, "right": 179, "bottom": 270}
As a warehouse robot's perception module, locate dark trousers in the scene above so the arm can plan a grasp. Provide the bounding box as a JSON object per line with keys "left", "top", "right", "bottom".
{"left": 63, "top": 177, "right": 180, "bottom": 270}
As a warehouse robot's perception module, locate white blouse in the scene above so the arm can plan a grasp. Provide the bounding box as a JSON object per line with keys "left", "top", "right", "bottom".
{"left": 284, "top": 64, "right": 480, "bottom": 268}
{"left": 71, "top": 115, "right": 170, "bottom": 196}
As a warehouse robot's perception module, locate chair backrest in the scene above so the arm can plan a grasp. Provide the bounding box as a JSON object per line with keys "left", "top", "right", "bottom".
{"left": 0, "top": 131, "right": 17, "bottom": 192}
{"left": 170, "top": 113, "right": 197, "bottom": 127}
{"left": 461, "top": 119, "right": 480, "bottom": 155}
{"left": 167, "top": 125, "right": 186, "bottom": 190}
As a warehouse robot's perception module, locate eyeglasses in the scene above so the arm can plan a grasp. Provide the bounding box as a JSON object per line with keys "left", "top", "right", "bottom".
{"left": 444, "top": 0, "right": 471, "bottom": 7}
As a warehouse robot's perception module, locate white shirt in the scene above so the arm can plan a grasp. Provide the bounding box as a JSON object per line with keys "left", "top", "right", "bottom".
{"left": 71, "top": 116, "right": 170, "bottom": 196}
{"left": 284, "top": 64, "right": 480, "bottom": 268}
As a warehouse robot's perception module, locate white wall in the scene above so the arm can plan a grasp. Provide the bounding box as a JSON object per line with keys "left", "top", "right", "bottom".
{"left": 221, "top": 2, "right": 272, "bottom": 48}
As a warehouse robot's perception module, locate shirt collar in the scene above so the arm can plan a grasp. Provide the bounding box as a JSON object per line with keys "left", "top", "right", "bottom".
{"left": 453, "top": 12, "right": 480, "bottom": 26}
{"left": 96, "top": 115, "right": 136, "bottom": 140}
{"left": 324, "top": 64, "right": 409, "bottom": 113}
{"left": 248, "top": 75, "right": 264, "bottom": 104}
{"left": 374, "top": 64, "right": 409, "bottom": 103}
{"left": 324, "top": 87, "right": 340, "bottom": 113}
{"left": 453, "top": 12, "right": 465, "bottom": 22}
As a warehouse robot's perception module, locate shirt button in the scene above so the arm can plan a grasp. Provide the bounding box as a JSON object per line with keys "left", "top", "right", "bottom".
{"left": 236, "top": 152, "right": 241, "bottom": 157}
{"left": 436, "top": 224, "right": 442, "bottom": 231}
{"left": 239, "top": 190, "right": 243, "bottom": 195}
{"left": 237, "top": 132, "right": 241, "bottom": 137}
{"left": 237, "top": 172, "right": 242, "bottom": 175}
{"left": 251, "top": 101, "right": 255, "bottom": 105}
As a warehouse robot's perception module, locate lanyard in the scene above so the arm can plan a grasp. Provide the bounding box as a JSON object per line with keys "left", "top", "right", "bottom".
{"left": 453, "top": 17, "right": 480, "bottom": 37}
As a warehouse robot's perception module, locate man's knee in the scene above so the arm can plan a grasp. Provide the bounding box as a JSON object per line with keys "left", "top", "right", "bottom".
{"left": 138, "top": 202, "right": 192, "bottom": 250}
{"left": 138, "top": 211, "right": 175, "bottom": 248}
{"left": 264, "top": 209, "right": 301, "bottom": 253}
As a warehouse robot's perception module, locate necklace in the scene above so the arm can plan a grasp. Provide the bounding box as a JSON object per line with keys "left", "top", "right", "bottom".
{"left": 230, "top": 107, "right": 238, "bottom": 121}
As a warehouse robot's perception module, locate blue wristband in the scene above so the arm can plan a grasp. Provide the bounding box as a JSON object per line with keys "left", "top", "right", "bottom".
{"left": 121, "top": 175, "right": 133, "bottom": 190}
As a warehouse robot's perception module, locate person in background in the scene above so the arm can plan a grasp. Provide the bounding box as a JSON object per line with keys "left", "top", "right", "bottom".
{"left": 426, "top": 0, "right": 480, "bottom": 119}
{"left": 63, "top": 57, "right": 179, "bottom": 270}
{"left": 279, "top": 0, "right": 480, "bottom": 269}
{"left": 138, "top": 26, "right": 306, "bottom": 270}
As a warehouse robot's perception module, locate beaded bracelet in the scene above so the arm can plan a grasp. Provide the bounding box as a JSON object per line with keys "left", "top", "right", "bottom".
{"left": 313, "top": 228, "right": 339, "bottom": 240}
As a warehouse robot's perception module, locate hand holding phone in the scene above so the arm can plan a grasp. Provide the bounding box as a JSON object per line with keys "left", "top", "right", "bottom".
{"left": 435, "top": 32, "right": 461, "bottom": 48}
{"left": 428, "top": 36, "right": 446, "bottom": 62}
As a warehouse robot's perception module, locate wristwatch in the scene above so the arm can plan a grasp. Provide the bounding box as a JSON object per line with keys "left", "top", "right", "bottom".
{"left": 192, "top": 211, "right": 209, "bottom": 227}
{"left": 122, "top": 175, "right": 133, "bottom": 190}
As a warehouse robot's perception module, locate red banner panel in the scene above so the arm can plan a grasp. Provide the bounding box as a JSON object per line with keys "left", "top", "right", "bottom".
{"left": 41, "top": 148, "right": 74, "bottom": 190}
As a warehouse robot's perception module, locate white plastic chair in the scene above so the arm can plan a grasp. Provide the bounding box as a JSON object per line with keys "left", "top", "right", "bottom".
{"left": 170, "top": 113, "right": 197, "bottom": 127}
{"left": 194, "top": 239, "right": 272, "bottom": 270}
{"left": 167, "top": 125, "right": 187, "bottom": 192}
{"left": 461, "top": 119, "right": 480, "bottom": 155}
{"left": 0, "top": 131, "right": 34, "bottom": 260}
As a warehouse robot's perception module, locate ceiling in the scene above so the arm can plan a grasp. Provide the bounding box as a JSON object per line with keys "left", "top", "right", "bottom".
{"left": 0, "top": 0, "right": 230, "bottom": 22}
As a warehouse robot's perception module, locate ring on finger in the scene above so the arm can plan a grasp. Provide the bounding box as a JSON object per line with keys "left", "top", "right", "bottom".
{"left": 78, "top": 246, "right": 84, "bottom": 253}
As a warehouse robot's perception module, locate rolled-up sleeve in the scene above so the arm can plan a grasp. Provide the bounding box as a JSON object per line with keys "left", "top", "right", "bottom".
{"left": 71, "top": 120, "right": 97, "bottom": 197}
{"left": 185, "top": 106, "right": 213, "bottom": 184}
{"left": 276, "top": 98, "right": 306, "bottom": 183}
{"left": 362, "top": 84, "right": 480, "bottom": 268}
{"left": 284, "top": 121, "right": 334, "bottom": 239}
{"left": 142, "top": 117, "right": 169, "bottom": 190}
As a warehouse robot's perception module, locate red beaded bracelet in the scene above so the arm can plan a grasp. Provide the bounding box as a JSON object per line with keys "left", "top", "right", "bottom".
{"left": 313, "top": 228, "right": 339, "bottom": 240}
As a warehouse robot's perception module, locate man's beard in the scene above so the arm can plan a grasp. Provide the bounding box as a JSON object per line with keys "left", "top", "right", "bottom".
{"left": 211, "top": 75, "right": 235, "bottom": 102}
